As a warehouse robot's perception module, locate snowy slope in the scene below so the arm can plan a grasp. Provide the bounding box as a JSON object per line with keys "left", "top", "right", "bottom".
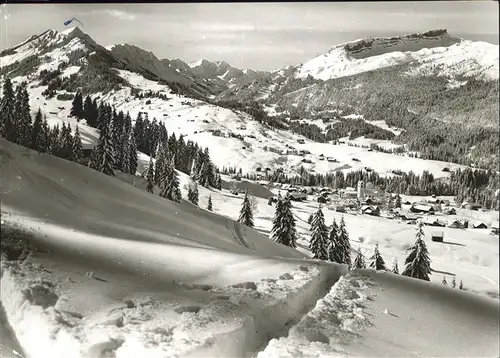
{"left": 295, "top": 29, "right": 499, "bottom": 81}
{"left": 0, "top": 139, "right": 348, "bottom": 358}
{"left": 92, "top": 70, "right": 467, "bottom": 179}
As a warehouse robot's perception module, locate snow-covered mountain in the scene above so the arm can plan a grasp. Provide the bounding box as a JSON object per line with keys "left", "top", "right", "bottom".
{"left": 294, "top": 29, "right": 499, "bottom": 81}
{"left": 1, "top": 26, "right": 498, "bottom": 172}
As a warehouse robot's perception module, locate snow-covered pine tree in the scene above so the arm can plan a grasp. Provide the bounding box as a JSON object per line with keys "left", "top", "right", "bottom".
{"left": 49, "top": 125, "right": 61, "bottom": 156}
{"left": 187, "top": 179, "right": 199, "bottom": 205}
{"left": 308, "top": 213, "right": 314, "bottom": 225}
{"left": 160, "top": 155, "right": 182, "bottom": 202}
{"left": 72, "top": 125, "right": 84, "bottom": 164}
{"left": 94, "top": 119, "right": 115, "bottom": 176}
{"left": 70, "top": 92, "right": 84, "bottom": 119}
{"left": 392, "top": 259, "right": 399, "bottom": 274}
{"left": 128, "top": 129, "right": 138, "bottom": 175}
{"left": 352, "top": 248, "right": 366, "bottom": 269}
{"left": 238, "top": 190, "right": 255, "bottom": 228}
{"left": 0, "top": 77, "right": 16, "bottom": 141}
{"left": 154, "top": 144, "right": 166, "bottom": 185}
{"left": 30, "top": 108, "right": 43, "bottom": 150}
{"left": 17, "top": 83, "right": 32, "bottom": 147}
{"left": 459, "top": 280, "right": 464, "bottom": 290}
{"left": 338, "top": 216, "right": 352, "bottom": 267}
{"left": 215, "top": 173, "right": 222, "bottom": 190}
{"left": 282, "top": 195, "right": 298, "bottom": 248}
{"left": 451, "top": 276, "right": 456, "bottom": 288}
{"left": 369, "top": 243, "right": 388, "bottom": 271}
{"left": 442, "top": 276, "right": 447, "bottom": 285}
{"left": 270, "top": 196, "right": 297, "bottom": 248}
{"left": 207, "top": 195, "right": 213, "bottom": 211}
{"left": 61, "top": 123, "right": 74, "bottom": 160}
{"left": 328, "top": 219, "right": 343, "bottom": 263}
{"left": 39, "top": 116, "right": 50, "bottom": 153}
{"left": 401, "top": 220, "right": 432, "bottom": 281}
{"left": 146, "top": 156, "right": 155, "bottom": 193}
{"left": 309, "top": 207, "right": 329, "bottom": 260}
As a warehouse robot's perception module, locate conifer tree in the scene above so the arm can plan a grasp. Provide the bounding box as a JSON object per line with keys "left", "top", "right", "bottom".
{"left": 30, "top": 108, "right": 43, "bottom": 150}
{"left": 328, "top": 218, "right": 343, "bottom": 263}
{"left": 369, "top": 243, "right": 388, "bottom": 271}
{"left": 442, "top": 276, "right": 447, "bottom": 285}
{"left": 401, "top": 220, "right": 432, "bottom": 281}
{"left": 352, "top": 248, "right": 366, "bottom": 269}
{"left": 0, "top": 77, "right": 16, "bottom": 141}
{"left": 338, "top": 216, "right": 352, "bottom": 267}
{"left": 154, "top": 144, "right": 166, "bottom": 185}
{"left": 71, "top": 91, "right": 84, "bottom": 119}
{"left": 207, "top": 195, "right": 213, "bottom": 211}
{"left": 215, "top": 174, "right": 222, "bottom": 190}
{"left": 308, "top": 213, "right": 313, "bottom": 225}
{"left": 72, "top": 125, "right": 84, "bottom": 164}
{"left": 392, "top": 259, "right": 399, "bottom": 274}
{"left": 16, "top": 83, "right": 32, "bottom": 147}
{"left": 146, "top": 156, "right": 155, "bottom": 193}
{"left": 128, "top": 130, "right": 138, "bottom": 175}
{"left": 187, "top": 179, "right": 199, "bottom": 205}
{"left": 309, "top": 207, "right": 329, "bottom": 260}
{"left": 451, "top": 276, "right": 456, "bottom": 288}
{"left": 270, "top": 195, "right": 297, "bottom": 248}
{"left": 238, "top": 190, "right": 255, "bottom": 227}
{"left": 160, "top": 156, "right": 182, "bottom": 202}
{"left": 39, "top": 116, "right": 50, "bottom": 153}
{"left": 94, "top": 120, "right": 115, "bottom": 175}
{"left": 60, "top": 123, "right": 74, "bottom": 160}
{"left": 459, "top": 280, "right": 464, "bottom": 290}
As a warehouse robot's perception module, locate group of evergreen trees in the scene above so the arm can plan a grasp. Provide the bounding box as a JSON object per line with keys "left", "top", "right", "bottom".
{"left": 0, "top": 78, "right": 223, "bottom": 209}
{"left": 0, "top": 78, "right": 85, "bottom": 164}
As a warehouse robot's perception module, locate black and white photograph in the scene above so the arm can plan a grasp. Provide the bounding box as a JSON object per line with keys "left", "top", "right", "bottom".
{"left": 0, "top": 2, "right": 499, "bottom": 358}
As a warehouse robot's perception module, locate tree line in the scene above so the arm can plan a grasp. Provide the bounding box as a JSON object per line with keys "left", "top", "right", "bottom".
{"left": 242, "top": 166, "right": 499, "bottom": 211}
{"left": 0, "top": 78, "right": 222, "bottom": 207}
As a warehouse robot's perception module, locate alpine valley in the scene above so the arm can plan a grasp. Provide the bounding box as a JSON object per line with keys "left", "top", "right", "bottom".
{"left": 1, "top": 25, "right": 499, "bottom": 358}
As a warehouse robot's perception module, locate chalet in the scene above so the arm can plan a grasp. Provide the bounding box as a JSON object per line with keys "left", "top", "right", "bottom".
{"left": 399, "top": 214, "right": 418, "bottom": 221}
{"left": 256, "top": 167, "right": 262, "bottom": 172}
{"left": 290, "top": 192, "right": 307, "bottom": 201}
{"left": 317, "top": 196, "right": 328, "bottom": 204}
{"left": 442, "top": 167, "right": 450, "bottom": 172}
{"left": 265, "top": 167, "right": 272, "bottom": 172}
{"left": 410, "top": 205, "right": 435, "bottom": 214}
{"left": 463, "top": 202, "right": 482, "bottom": 211}
{"left": 472, "top": 221, "right": 488, "bottom": 229}
{"left": 427, "top": 198, "right": 445, "bottom": 204}
{"left": 258, "top": 180, "right": 270, "bottom": 186}
{"left": 431, "top": 231, "right": 444, "bottom": 242}
{"left": 423, "top": 218, "right": 446, "bottom": 227}
{"left": 362, "top": 198, "right": 374, "bottom": 205}
{"left": 297, "top": 139, "right": 305, "bottom": 144}
{"left": 319, "top": 157, "right": 325, "bottom": 161}
{"left": 326, "top": 157, "right": 336, "bottom": 162}
{"left": 361, "top": 205, "right": 380, "bottom": 216}
{"left": 403, "top": 201, "right": 412, "bottom": 205}
{"left": 319, "top": 154, "right": 324, "bottom": 158}
{"left": 445, "top": 208, "right": 457, "bottom": 215}
{"left": 491, "top": 221, "right": 499, "bottom": 235}
{"left": 364, "top": 167, "right": 373, "bottom": 172}
{"left": 448, "top": 220, "right": 465, "bottom": 229}
{"left": 352, "top": 158, "right": 360, "bottom": 162}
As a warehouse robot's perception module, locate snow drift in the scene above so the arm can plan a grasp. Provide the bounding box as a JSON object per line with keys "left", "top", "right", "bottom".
{"left": 0, "top": 139, "right": 347, "bottom": 358}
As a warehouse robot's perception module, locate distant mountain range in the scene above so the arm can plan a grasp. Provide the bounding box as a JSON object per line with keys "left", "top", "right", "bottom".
{"left": 1, "top": 27, "right": 498, "bottom": 169}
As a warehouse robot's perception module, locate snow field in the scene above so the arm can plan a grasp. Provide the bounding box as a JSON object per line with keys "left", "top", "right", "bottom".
{"left": 0, "top": 216, "right": 347, "bottom": 358}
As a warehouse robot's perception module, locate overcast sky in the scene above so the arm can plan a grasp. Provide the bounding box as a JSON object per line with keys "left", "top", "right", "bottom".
{"left": 1, "top": 2, "right": 498, "bottom": 70}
